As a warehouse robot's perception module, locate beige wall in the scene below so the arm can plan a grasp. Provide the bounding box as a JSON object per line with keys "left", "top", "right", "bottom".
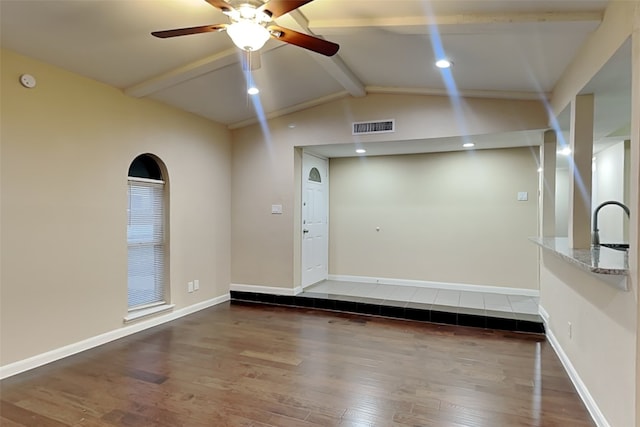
{"left": 265, "top": 94, "right": 548, "bottom": 147}
{"left": 631, "top": 2, "right": 640, "bottom": 423}
{"left": 231, "top": 95, "right": 547, "bottom": 288}
{"left": 539, "top": 254, "right": 636, "bottom": 427}
{"left": 329, "top": 148, "right": 539, "bottom": 289}
{"left": 230, "top": 125, "right": 298, "bottom": 288}
{"left": 0, "top": 49, "right": 231, "bottom": 366}
{"left": 540, "top": 3, "right": 639, "bottom": 426}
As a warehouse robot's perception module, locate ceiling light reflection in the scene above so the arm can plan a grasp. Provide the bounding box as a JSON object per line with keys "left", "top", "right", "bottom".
{"left": 435, "top": 59, "right": 452, "bottom": 69}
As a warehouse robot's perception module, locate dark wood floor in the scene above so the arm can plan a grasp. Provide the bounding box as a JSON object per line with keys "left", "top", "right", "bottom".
{"left": 1, "top": 302, "right": 594, "bottom": 426}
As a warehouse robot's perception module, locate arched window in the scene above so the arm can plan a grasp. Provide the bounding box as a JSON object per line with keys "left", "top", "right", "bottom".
{"left": 127, "top": 154, "right": 167, "bottom": 311}
{"left": 308, "top": 167, "right": 322, "bottom": 183}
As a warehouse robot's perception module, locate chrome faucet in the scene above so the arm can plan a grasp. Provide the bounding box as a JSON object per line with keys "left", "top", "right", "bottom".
{"left": 592, "top": 201, "right": 630, "bottom": 246}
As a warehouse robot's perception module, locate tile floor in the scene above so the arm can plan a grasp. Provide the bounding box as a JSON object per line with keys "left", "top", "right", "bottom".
{"left": 305, "top": 280, "right": 540, "bottom": 316}
{"left": 230, "top": 279, "right": 544, "bottom": 333}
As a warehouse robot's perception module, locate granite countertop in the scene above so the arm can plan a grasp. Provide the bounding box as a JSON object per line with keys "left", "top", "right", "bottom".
{"left": 530, "top": 237, "right": 629, "bottom": 276}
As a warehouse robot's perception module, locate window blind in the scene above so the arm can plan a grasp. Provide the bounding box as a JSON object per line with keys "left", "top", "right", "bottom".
{"left": 127, "top": 179, "right": 165, "bottom": 310}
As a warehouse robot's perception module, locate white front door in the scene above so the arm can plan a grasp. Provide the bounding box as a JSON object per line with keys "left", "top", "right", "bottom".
{"left": 301, "top": 153, "right": 328, "bottom": 287}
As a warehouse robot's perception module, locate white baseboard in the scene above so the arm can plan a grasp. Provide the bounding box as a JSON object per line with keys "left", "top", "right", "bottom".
{"left": 302, "top": 281, "right": 320, "bottom": 290}
{"left": 230, "top": 283, "right": 303, "bottom": 295}
{"left": 539, "top": 305, "right": 609, "bottom": 427}
{"left": 538, "top": 305, "right": 550, "bottom": 323}
{"left": 0, "top": 294, "right": 230, "bottom": 380}
{"left": 328, "top": 274, "right": 539, "bottom": 297}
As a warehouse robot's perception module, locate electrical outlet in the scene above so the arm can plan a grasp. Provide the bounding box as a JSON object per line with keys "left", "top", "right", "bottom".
{"left": 194, "top": 279, "right": 199, "bottom": 291}
{"left": 567, "top": 321, "right": 572, "bottom": 339}
{"left": 188, "top": 281, "right": 194, "bottom": 293}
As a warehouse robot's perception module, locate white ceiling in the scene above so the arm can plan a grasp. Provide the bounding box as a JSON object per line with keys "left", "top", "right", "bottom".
{"left": 1, "top": 0, "right": 631, "bottom": 157}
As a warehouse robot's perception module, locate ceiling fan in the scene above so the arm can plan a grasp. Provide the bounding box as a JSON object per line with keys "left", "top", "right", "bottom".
{"left": 151, "top": 0, "right": 339, "bottom": 57}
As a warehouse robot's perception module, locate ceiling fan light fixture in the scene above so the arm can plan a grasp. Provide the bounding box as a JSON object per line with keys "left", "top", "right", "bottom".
{"left": 227, "top": 20, "right": 270, "bottom": 51}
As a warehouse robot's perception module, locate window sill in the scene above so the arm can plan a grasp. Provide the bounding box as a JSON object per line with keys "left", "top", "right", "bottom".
{"left": 124, "top": 304, "right": 175, "bottom": 323}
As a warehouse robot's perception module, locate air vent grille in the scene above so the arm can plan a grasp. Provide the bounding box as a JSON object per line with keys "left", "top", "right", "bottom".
{"left": 352, "top": 119, "right": 395, "bottom": 135}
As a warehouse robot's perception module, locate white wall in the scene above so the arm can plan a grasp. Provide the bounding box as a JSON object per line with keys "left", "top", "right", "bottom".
{"left": 593, "top": 141, "right": 629, "bottom": 243}
{"left": 556, "top": 142, "right": 629, "bottom": 243}
{"left": 1, "top": 49, "right": 232, "bottom": 366}
{"left": 329, "top": 148, "right": 539, "bottom": 290}
{"left": 555, "top": 167, "right": 570, "bottom": 237}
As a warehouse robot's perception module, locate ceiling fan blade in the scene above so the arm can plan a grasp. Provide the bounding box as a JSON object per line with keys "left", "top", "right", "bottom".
{"left": 151, "top": 24, "right": 227, "bottom": 39}
{"left": 261, "top": 0, "right": 315, "bottom": 18}
{"left": 204, "top": 0, "right": 234, "bottom": 13}
{"left": 268, "top": 25, "right": 339, "bottom": 56}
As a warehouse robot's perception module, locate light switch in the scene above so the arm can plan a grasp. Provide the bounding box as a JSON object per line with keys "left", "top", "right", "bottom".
{"left": 517, "top": 191, "right": 528, "bottom": 201}
{"left": 271, "top": 204, "right": 283, "bottom": 214}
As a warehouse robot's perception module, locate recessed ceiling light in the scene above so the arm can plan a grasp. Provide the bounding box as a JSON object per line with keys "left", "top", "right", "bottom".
{"left": 463, "top": 142, "right": 475, "bottom": 148}
{"left": 288, "top": 123, "right": 296, "bottom": 129}
{"left": 355, "top": 149, "right": 366, "bottom": 154}
{"left": 247, "top": 86, "right": 259, "bottom": 95}
{"left": 435, "top": 59, "right": 452, "bottom": 69}
{"left": 559, "top": 147, "right": 572, "bottom": 156}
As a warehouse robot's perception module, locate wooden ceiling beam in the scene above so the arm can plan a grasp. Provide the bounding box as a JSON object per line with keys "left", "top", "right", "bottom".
{"left": 124, "top": 44, "right": 280, "bottom": 98}
{"left": 283, "top": 10, "right": 366, "bottom": 98}
{"left": 310, "top": 11, "right": 603, "bottom": 35}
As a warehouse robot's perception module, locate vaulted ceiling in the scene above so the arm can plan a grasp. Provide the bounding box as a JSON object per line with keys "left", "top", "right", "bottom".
{"left": 0, "top": 0, "right": 631, "bottom": 155}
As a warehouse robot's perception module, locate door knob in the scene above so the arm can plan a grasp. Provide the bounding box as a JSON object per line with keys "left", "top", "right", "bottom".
{"left": 303, "top": 229, "right": 309, "bottom": 234}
